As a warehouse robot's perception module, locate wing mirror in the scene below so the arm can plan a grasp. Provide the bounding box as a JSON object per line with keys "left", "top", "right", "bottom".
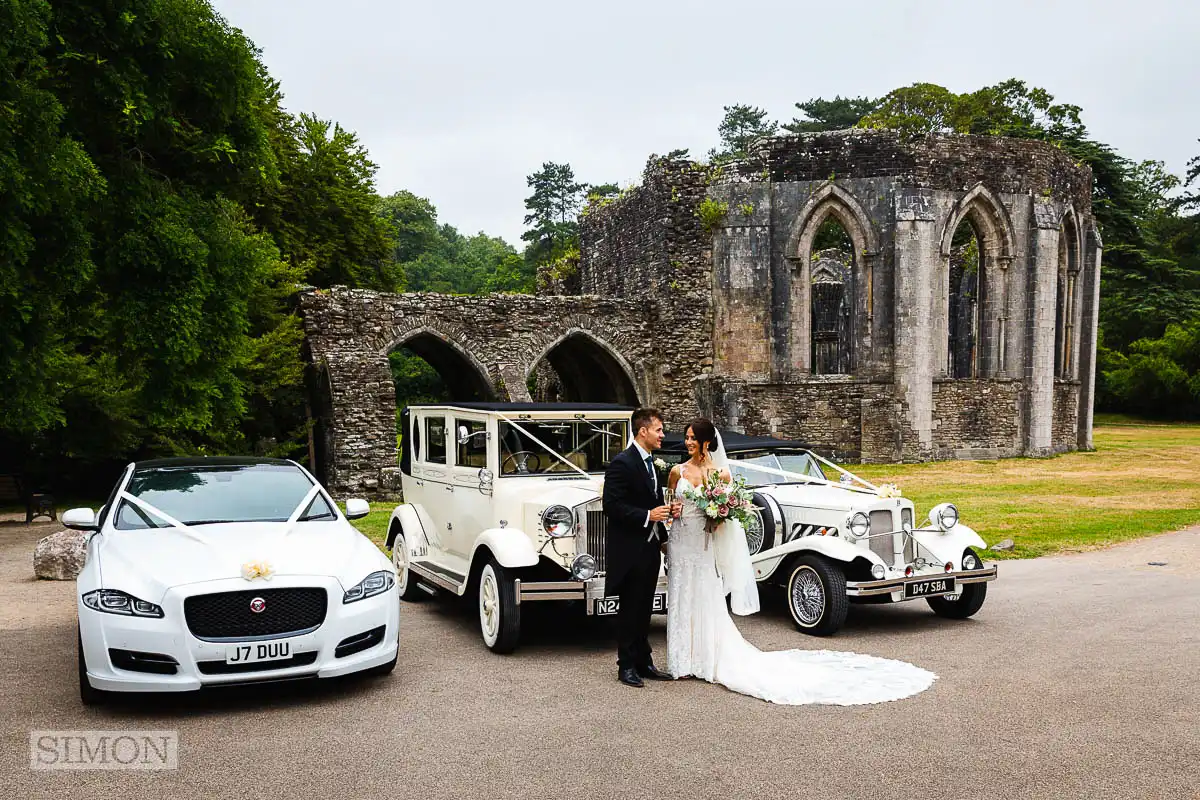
{"left": 458, "top": 426, "right": 489, "bottom": 445}
{"left": 344, "top": 499, "right": 370, "bottom": 520}
{"left": 62, "top": 507, "right": 99, "bottom": 531}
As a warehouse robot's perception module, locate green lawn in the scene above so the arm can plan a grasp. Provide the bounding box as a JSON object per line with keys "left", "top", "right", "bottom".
{"left": 839, "top": 416, "right": 1200, "bottom": 559}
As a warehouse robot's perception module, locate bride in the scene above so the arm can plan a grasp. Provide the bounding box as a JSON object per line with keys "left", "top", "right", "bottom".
{"left": 664, "top": 417, "right": 936, "bottom": 705}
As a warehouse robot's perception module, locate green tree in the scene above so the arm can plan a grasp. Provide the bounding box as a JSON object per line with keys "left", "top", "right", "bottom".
{"left": 0, "top": 0, "right": 102, "bottom": 438}
{"left": 709, "top": 104, "right": 778, "bottom": 162}
{"left": 783, "top": 95, "right": 879, "bottom": 133}
{"left": 522, "top": 161, "right": 585, "bottom": 266}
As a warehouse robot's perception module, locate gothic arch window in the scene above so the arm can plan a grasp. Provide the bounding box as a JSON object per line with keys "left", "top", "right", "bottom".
{"left": 938, "top": 185, "right": 1016, "bottom": 379}
{"left": 947, "top": 219, "right": 984, "bottom": 378}
{"left": 1055, "top": 211, "right": 1080, "bottom": 378}
{"left": 785, "top": 185, "right": 879, "bottom": 377}
{"left": 527, "top": 330, "right": 639, "bottom": 404}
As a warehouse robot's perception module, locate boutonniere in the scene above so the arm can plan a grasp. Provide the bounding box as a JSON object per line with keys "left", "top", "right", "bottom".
{"left": 877, "top": 483, "right": 902, "bottom": 499}
{"left": 241, "top": 560, "right": 275, "bottom": 581}
{"left": 653, "top": 458, "right": 668, "bottom": 472}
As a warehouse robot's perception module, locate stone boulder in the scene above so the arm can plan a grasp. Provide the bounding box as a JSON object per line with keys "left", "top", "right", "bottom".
{"left": 33, "top": 529, "right": 88, "bottom": 580}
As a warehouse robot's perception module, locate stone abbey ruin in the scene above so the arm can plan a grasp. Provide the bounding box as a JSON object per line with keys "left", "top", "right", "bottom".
{"left": 300, "top": 129, "right": 1100, "bottom": 495}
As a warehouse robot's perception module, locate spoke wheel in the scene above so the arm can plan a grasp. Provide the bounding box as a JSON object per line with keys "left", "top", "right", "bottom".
{"left": 785, "top": 555, "right": 848, "bottom": 636}
{"left": 391, "top": 530, "right": 424, "bottom": 601}
{"left": 478, "top": 559, "right": 520, "bottom": 653}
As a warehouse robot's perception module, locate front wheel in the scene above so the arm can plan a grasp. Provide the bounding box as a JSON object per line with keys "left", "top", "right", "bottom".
{"left": 785, "top": 555, "right": 849, "bottom": 636}
{"left": 391, "top": 529, "right": 425, "bottom": 602}
{"left": 78, "top": 628, "right": 109, "bottom": 706}
{"left": 478, "top": 559, "right": 520, "bottom": 653}
{"left": 926, "top": 582, "right": 987, "bottom": 619}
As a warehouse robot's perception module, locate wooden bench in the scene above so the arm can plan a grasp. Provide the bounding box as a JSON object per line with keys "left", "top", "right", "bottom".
{"left": 0, "top": 474, "right": 56, "bottom": 523}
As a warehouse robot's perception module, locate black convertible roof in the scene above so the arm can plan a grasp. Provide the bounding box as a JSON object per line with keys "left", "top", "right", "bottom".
{"left": 660, "top": 431, "right": 810, "bottom": 454}
{"left": 403, "top": 402, "right": 635, "bottom": 413}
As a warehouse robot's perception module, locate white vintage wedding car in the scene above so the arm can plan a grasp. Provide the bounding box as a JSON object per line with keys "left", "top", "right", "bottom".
{"left": 387, "top": 403, "right": 664, "bottom": 653}
{"left": 65, "top": 457, "right": 398, "bottom": 704}
{"left": 388, "top": 403, "right": 996, "bottom": 651}
{"left": 659, "top": 432, "right": 998, "bottom": 635}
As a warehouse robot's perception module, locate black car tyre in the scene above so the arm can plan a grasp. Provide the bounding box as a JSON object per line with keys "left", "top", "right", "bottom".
{"left": 785, "top": 554, "right": 848, "bottom": 636}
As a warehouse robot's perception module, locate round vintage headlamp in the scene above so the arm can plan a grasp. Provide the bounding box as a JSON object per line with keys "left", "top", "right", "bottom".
{"left": 870, "top": 564, "right": 886, "bottom": 580}
{"left": 963, "top": 552, "right": 980, "bottom": 570}
{"left": 541, "top": 504, "right": 575, "bottom": 538}
{"left": 846, "top": 512, "right": 869, "bottom": 539}
{"left": 571, "top": 554, "right": 598, "bottom": 581}
{"left": 928, "top": 503, "right": 959, "bottom": 531}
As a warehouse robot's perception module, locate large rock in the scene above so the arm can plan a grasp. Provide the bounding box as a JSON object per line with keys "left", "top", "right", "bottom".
{"left": 33, "top": 529, "right": 88, "bottom": 580}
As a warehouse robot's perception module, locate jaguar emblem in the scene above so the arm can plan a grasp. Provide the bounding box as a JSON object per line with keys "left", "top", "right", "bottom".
{"left": 249, "top": 596, "right": 266, "bottom": 614}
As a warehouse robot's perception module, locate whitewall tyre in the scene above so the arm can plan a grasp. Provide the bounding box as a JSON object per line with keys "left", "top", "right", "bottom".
{"left": 392, "top": 531, "right": 425, "bottom": 602}
{"left": 478, "top": 559, "right": 520, "bottom": 654}
{"left": 786, "top": 555, "right": 848, "bottom": 636}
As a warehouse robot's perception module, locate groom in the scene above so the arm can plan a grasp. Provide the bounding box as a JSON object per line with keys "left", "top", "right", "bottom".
{"left": 603, "top": 407, "right": 675, "bottom": 688}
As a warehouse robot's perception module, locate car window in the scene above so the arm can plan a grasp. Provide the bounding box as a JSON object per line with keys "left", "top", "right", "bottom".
{"left": 730, "top": 452, "right": 824, "bottom": 485}
{"left": 498, "top": 419, "right": 628, "bottom": 475}
{"left": 114, "top": 464, "right": 336, "bottom": 529}
{"left": 455, "top": 419, "right": 488, "bottom": 468}
{"left": 425, "top": 416, "right": 447, "bottom": 465}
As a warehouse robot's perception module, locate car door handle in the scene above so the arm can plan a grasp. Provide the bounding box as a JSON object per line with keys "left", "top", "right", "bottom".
{"left": 445, "top": 486, "right": 454, "bottom": 492}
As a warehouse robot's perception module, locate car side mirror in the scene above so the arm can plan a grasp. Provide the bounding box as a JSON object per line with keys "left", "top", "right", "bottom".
{"left": 458, "top": 425, "right": 470, "bottom": 444}
{"left": 62, "top": 507, "right": 98, "bottom": 531}
{"left": 344, "top": 499, "right": 370, "bottom": 520}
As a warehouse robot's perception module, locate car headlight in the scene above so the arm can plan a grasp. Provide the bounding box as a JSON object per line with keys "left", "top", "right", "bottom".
{"left": 81, "top": 589, "right": 164, "bottom": 618}
{"left": 542, "top": 504, "right": 574, "bottom": 538}
{"left": 343, "top": 570, "right": 395, "bottom": 603}
{"left": 870, "top": 564, "right": 886, "bottom": 580}
{"left": 928, "top": 503, "right": 959, "bottom": 531}
{"left": 571, "top": 554, "right": 597, "bottom": 581}
{"left": 846, "top": 511, "right": 869, "bottom": 539}
{"left": 963, "top": 552, "right": 980, "bottom": 570}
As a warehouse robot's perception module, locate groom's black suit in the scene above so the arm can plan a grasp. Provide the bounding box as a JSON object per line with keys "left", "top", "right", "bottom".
{"left": 603, "top": 444, "right": 667, "bottom": 672}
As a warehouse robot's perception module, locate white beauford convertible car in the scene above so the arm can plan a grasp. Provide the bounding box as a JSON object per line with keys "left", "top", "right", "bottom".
{"left": 65, "top": 457, "right": 398, "bottom": 704}
{"left": 661, "top": 433, "right": 998, "bottom": 635}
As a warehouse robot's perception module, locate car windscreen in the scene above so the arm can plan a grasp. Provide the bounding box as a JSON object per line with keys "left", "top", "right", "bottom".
{"left": 498, "top": 419, "right": 629, "bottom": 475}
{"left": 114, "top": 464, "right": 336, "bottom": 529}
{"left": 729, "top": 452, "right": 824, "bottom": 486}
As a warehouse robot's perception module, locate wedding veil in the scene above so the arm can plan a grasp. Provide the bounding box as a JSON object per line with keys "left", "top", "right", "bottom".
{"left": 709, "top": 430, "right": 761, "bottom": 616}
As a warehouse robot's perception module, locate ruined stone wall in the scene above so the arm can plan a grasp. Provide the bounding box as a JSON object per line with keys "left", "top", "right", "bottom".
{"left": 930, "top": 380, "right": 1024, "bottom": 459}
{"left": 1052, "top": 381, "right": 1081, "bottom": 454}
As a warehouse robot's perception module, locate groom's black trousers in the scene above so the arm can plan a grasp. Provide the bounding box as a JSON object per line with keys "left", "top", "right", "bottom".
{"left": 613, "top": 542, "right": 662, "bottom": 670}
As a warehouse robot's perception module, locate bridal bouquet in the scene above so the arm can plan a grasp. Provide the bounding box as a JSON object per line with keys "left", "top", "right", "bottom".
{"left": 681, "top": 471, "right": 757, "bottom": 532}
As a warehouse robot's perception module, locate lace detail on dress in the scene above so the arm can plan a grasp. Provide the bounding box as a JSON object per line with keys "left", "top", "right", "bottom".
{"left": 666, "top": 477, "right": 936, "bottom": 705}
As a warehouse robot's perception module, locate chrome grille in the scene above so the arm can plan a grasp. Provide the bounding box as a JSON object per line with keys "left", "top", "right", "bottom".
{"left": 868, "top": 510, "right": 894, "bottom": 563}
{"left": 584, "top": 507, "right": 607, "bottom": 573}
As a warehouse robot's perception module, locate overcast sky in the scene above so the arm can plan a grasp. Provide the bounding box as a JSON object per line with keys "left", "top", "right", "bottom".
{"left": 211, "top": 0, "right": 1199, "bottom": 248}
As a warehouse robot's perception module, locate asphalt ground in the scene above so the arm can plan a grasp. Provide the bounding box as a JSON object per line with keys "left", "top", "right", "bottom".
{"left": 1, "top": 520, "right": 1197, "bottom": 800}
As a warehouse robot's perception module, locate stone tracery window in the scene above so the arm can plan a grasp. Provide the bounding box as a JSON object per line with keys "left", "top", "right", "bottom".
{"left": 947, "top": 220, "right": 984, "bottom": 379}
{"left": 810, "top": 247, "right": 853, "bottom": 375}
{"left": 1055, "top": 216, "right": 1079, "bottom": 379}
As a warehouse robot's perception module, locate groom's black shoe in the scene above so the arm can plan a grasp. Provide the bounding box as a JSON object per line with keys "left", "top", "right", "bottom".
{"left": 638, "top": 662, "right": 672, "bottom": 681}
{"left": 618, "top": 666, "right": 644, "bottom": 687}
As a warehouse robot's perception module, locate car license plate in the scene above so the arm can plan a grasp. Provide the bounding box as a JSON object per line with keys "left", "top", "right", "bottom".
{"left": 594, "top": 593, "right": 668, "bottom": 616}
{"left": 905, "top": 577, "right": 956, "bottom": 598}
{"left": 225, "top": 640, "right": 293, "bottom": 665}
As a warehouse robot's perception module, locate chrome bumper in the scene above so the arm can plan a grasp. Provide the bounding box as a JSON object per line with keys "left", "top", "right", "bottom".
{"left": 517, "top": 576, "right": 669, "bottom": 615}
{"left": 846, "top": 566, "right": 998, "bottom": 597}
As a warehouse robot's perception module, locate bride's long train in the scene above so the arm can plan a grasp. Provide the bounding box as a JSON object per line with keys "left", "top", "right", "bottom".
{"left": 667, "top": 477, "right": 936, "bottom": 706}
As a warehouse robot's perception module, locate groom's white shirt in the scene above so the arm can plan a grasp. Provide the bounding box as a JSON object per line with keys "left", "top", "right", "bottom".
{"left": 632, "top": 439, "right": 655, "bottom": 529}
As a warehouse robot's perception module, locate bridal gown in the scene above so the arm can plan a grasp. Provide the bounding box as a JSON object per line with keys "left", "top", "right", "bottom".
{"left": 665, "top": 477, "right": 937, "bottom": 705}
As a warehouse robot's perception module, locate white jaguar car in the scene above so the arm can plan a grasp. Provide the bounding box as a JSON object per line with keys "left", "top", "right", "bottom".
{"left": 65, "top": 457, "right": 398, "bottom": 704}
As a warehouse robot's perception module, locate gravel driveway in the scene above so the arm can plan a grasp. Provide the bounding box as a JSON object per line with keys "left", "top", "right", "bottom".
{"left": 1, "top": 520, "right": 1196, "bottom": 799}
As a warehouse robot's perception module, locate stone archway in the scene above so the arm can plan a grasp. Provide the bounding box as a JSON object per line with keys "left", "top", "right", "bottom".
{"left": 528, "top": 329, "right": 640, "bottom": 405}
{"left": 387, "top": 326, "right": 498, "bottom": 402}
